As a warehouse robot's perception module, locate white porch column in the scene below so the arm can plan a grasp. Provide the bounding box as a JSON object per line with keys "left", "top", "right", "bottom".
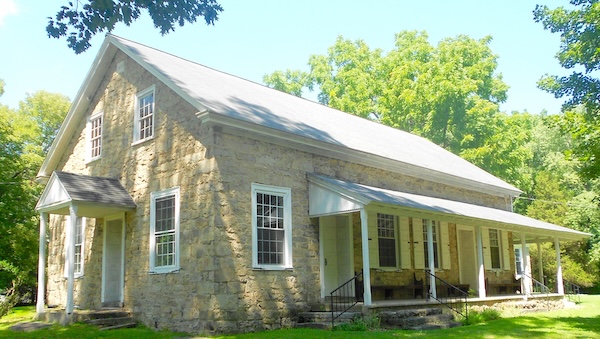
{"left": 36, "top": 212, "right": 48, "bottom": 314}
{"left": 555, "top": 237, "right": 564, "bottom": 294}
{"left": 521, "top": 233, "right": 531, "bottom": 297}
{"left": 537, "top": 239, "right": 544, "bottom": 284}
{"left": 476, "top": 225, "right": 486, "bottom": 298}
{"left": 66, "top": 205, "right": 77, "bottom": 314}
{"left": 426, "top": 219, "right": 436, "bottom": 299}
{"left": 360, "top": 208, "right": 372, "bottom": 305}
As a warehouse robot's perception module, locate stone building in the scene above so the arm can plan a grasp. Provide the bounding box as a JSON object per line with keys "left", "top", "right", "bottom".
{"left": 34, "top": 35, "right": 589, "bottom": 334}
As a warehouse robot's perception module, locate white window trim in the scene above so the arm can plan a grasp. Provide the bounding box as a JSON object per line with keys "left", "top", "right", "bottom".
{"left": 251, "top": 183, "right": 293, "bottom": 270}
{"left": 149, "top": 187, "right": 180, "bottom": 274}
{"left": 423, "top": 219, "right": 441, "bottom": 269}
{"left": 376, "top": 213, "right": 399, "bottom": 269}
{"left": 489, "top": 229, "right": 502, "bottom": 270}
{"left": 132, "top": 85, "right": 156, "bottom": 145}
{"left": 86, "top": 111, "right": 103, "bottom": 162}
{"left": 64, "top": 216, "right": 85, "bottom": 278}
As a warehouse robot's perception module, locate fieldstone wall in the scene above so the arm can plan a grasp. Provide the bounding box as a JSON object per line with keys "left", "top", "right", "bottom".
{"left": 44, "top": 47, "right": 521, "bottom": 334}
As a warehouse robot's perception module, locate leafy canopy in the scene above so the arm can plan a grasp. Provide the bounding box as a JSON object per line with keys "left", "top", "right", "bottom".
{"left": 47, "top": 0, "right": 224, "bottom": 53}
{"left": 534, "top": 0, "right": 600, "bottom": 179}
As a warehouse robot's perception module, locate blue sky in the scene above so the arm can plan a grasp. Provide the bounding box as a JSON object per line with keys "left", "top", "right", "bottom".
{"left": 0, "top": 0, "right": 569, "bottom": 114}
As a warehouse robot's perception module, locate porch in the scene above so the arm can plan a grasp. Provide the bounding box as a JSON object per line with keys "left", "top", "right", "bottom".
{"left": 308, "top": 174, "right": 591, "bottom": 307}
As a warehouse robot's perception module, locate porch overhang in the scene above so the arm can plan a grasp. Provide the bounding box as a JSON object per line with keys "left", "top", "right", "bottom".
{"left": 307, "top": 174, "right": 590, "bottom": 242}
{"left": 35, "top": 171, "right": 136, "bottom": 217}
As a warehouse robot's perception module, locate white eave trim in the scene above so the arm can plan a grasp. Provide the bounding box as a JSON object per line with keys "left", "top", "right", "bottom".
{"left": 198, "top": 111, "right": 523, "bottom": 199}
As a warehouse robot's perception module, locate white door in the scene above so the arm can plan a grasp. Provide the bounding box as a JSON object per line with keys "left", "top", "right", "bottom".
{"left": 102, "top": 216, "right": 124, "bottom": 307}
{"left": 458, "top": 229, "right": 477, "bottom": 289}
{"left": 320, "top": 215, "right": 354, "bottom": 297}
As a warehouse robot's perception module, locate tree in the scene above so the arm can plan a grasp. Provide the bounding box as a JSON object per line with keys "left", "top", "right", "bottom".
{"left": 47, "top": 0, "right": 224, "bottom": 53}
{"left": 0, "top": 87, "right": 70, "bottom": 306}
{"left": 534, "top": 1, "right": 600, "bottom": 179}
{"left": 264, "top": 31, "right": 508, "bottom": 155}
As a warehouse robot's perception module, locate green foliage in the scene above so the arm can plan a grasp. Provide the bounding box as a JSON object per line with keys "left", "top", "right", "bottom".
{"left": 0, "top": 85, "right": 70, "bottom": 310}
{"left": 334, "top": 314, "right": 380, "bottom": 331}
{"left": 534, "top": 1, "right": 600, "bottom": 180}
{"left": 463, "top": 308, "right": 501, "bottom": 325}
{"left": 47, "top": 0, "right": 224, "bottom": 53}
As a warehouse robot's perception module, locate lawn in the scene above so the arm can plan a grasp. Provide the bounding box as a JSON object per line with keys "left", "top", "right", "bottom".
{"left": 2, "top": 295, "right": 600, "bottom": 338}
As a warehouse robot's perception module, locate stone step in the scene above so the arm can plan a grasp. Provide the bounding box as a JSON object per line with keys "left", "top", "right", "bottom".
{"left": 298, "top": 311, "right": 360, "bottom": 323}
{"left": 86, "top": 316, "right": 135, "bottom": 327}
{"left": 99, "top": 322, "right": 138, "bottom": 331}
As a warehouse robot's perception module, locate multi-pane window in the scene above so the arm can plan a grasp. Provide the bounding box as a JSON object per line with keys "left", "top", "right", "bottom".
{"left": 88, "top": 113, "right": 102, "bottom": 159}
{"left": 489, "top": 229, "right": 502, "bottom": 269}
{"left": 252, "top": 184, "right": 292, "bottom": 269}
{"left": 423, "top": 219, "right": 439, "bottom": 268}
{"left": 134, "top": 86, "right": 155, "bottom": 143}
{"left": 64, "top": 217, "right": 85, "bottom": 278}
{"left": 74, "top": 217, "right": 84, "bottom": 275}
{"left": 377, "top": 213, "right": 397, "bottom": 267}
{"left": 514, "top": 248, "right": 523, "bottom": 275}
{"left": 150, "top": 188, "right": 180, "bottom": 273}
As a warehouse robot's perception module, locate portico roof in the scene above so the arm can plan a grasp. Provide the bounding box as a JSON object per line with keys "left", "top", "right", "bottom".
{"left": 308, "top": 174, "right": 590, "bottom": 242}
{"left": 35, "top": 171, "right": 136, "bottom": 217}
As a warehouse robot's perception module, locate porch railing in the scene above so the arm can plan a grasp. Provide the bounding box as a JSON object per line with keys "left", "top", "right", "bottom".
{"left": 564, "top": 280, "right": 581, "bottom": 303}
{"left": 521, "top": 272, "right": 551, "bottom": 310}
{"left": 424, "top": 270, "right": 468, "bottom": 322}
{"left": 329, "top": 270, "right": 363, "bottom": 328}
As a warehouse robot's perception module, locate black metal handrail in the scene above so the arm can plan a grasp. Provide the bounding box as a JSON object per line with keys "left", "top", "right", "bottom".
{"left": 330, "top": 271, "right": 363, "bottom": 328}
{"left": 520, "top": 272, "right": 551, "bottom": 310}
{"left": 564, "top": 280, "right": 581, "bottom": 303}
{"left": 424, "top": 270, "right": 468, "bottom": 322}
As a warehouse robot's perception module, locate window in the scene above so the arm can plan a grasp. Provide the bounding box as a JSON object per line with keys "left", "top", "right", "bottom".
{"left": 514, "top": 247, "right": 523, "bottom": 275}
{"left": 489, "top": 229, "right": 501, "bottom": 269}
{"left": 150, "top": 187, "right": 180, "bottom": 273}
{"left": 377, "top": 213, "right": 397, "bottom": 267}
{"left": 87, "top": 112, "right": 103, "bottom": 160}
{"left": 74, "top": 217, "right": 84, "bottom": 276}
{"left": 423, "top": 219, "right": 439, "bottom": 268}
{"left": 252, "top": 184, "right": 292, "bottom": 269}
{"left": 133, "top": 86, "right": 155, "bottom": 143}
{"left": 64, "top": 217, "right": 85, "bottom": 277}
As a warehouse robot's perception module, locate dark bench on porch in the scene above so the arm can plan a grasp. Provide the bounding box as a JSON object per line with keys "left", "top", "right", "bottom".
{"left": 486, "top": 277, "right": 521, "bottom": 295}
{"left": 372, "top": 273, "right": 424, "bottom": 299}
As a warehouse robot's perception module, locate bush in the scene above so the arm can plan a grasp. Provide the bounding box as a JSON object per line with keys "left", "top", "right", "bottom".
{"left": 463, "top": 308, "right": 501, "bottom": 325}
{"left": 334, "top": 314, "right": 380, "bottom": 331}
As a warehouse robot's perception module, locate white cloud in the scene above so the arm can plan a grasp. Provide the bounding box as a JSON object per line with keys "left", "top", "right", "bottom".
{"left": 0, "top": 0, "right": 18, "bottom": 26}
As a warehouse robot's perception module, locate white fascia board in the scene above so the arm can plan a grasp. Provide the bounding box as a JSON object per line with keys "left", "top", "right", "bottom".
{"left": 107, "top": 35, "right": 210, "bottom": 114}
{"left": 37, "top": 40, "right": 116, "bottom": 182}
{"left": 198, "top": 111, "right": 522, "bottom": 199}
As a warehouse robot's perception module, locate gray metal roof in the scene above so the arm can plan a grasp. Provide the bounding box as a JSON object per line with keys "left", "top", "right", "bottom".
{"left": 54, "top": 171, "right": 136, "bottom": 208}
{"left": 309, "top": 174, "right": 590, "bottom": 241}
{"left": 108, "top": 35, "right": 521, "bottom": 196}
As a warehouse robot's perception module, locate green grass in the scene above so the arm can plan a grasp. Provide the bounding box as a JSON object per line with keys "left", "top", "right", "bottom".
{"left": 2, "top": 295, "right": 600, "bottom": 338}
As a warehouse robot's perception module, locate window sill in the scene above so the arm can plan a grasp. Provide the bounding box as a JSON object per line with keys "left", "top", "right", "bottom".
{"left": 252, "top": 266, "right": 293, "bottom": 271}
{"left": 131, "top": 136, "right": 155, "bottom": 147}
{"left": 85, "top": 157, "right": 101, "bottom": 165}
{"left": 149, "top": 267, "right": 180, "bottom": 274}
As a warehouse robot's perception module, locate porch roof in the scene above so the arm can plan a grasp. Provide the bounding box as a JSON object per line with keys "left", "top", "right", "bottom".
{"left": 308, "top": 174, "right": 590, "bottom": 242}
{"left": 35, "top": 171, "right": 136, "bottom": 217}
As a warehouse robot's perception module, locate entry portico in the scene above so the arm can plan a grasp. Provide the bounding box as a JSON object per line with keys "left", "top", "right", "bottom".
{"left": 35, "top": 171, "right": 136, "bottom": 317}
